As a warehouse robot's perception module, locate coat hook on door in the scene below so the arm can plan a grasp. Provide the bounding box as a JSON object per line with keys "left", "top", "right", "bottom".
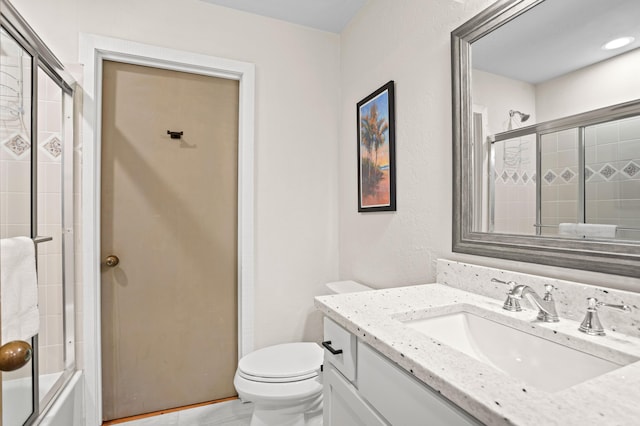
{"left": 167, "top": 130, "right": 184, "bottom": 139}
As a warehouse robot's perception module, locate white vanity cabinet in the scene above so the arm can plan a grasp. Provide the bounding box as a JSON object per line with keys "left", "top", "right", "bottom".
{"left": 323, "top": 362, "right": 389, "bottom": 425}
{"left": 322, "top": 318, "right": 482, "bottom": 426}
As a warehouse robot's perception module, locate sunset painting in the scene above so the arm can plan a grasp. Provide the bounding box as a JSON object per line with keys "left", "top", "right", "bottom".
{"left": 357, "top": 81, "right": 396, "bottom": 212}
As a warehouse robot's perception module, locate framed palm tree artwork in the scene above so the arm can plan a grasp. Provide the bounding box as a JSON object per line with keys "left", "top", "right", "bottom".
{"left": 357, "top": 81, "right": 396, "bottom": 212}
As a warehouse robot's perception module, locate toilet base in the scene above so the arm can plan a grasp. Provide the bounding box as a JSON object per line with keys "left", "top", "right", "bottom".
{"left": 248, "top": 392, "right": 322, "bottom": 426}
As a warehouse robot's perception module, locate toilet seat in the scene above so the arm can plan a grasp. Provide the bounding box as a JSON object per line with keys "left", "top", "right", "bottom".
{"left": 237, "top": 342, "right": 323, "bottom": 383}
{"left": 234, "top": 372, "right": 323, "bottom": 402}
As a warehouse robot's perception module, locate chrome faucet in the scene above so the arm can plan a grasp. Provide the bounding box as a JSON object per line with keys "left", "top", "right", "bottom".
{"left": 509, "top": 284, "right": 559, "bottom": 322}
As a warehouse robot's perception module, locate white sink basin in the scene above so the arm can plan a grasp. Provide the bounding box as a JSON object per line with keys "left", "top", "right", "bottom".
{"left": 403, "top": 307, "right": 634, "bottom": 392}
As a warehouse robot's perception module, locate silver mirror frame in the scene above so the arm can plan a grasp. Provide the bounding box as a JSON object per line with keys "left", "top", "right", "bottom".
{"left": 451, "top": 0, "right": 640, "bottom": 278}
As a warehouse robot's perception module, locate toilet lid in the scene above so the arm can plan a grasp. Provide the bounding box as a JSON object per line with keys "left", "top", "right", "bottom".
{"left": 238, "top": 342, "right": 323, "bottom": 383}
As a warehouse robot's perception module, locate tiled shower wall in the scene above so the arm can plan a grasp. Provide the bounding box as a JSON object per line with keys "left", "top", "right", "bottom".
{"left": 585, "top": 116, "right": 640, "bottom": 240}
{"left": 0, "top": 41, "right": 31, "bottom": 239}
{"left": 540, "top": 116, "right": 640, "bottom": 241}
{"left": 1, "top": 39, "right": 35, "bottom": 384}
{"left": 36, "top": 69, "right": 65, "bottom": 375}
{"left": 0, "top": 55, "right": 65, "bottom": 375}
{"left": 493, "top": 134, "right": 537, "bottom": 235}
{"left": 540, "top": 128, "right": 579, "bottom": 232}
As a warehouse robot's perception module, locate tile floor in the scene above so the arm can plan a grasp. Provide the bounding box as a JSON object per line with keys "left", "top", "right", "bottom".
{"left": 120, "top": 400, "right": 253, "bottom": 426}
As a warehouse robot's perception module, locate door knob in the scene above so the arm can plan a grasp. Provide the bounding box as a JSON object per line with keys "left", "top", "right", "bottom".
{"left": 105, "top": 255, "right": 120, "bottom": 267}
{"left": 0, "top": 340, "right": 33, "bottom": 372}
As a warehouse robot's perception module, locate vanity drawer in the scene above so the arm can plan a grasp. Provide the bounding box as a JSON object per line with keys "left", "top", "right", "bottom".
{"left": 358, "top": 341, "right": 482, "bottom": 426}
{"left": 323, "top": 318, "right": 357, "bottom": 381}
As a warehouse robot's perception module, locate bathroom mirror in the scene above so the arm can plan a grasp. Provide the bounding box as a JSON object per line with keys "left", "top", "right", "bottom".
{"left": 452, "top": 0, "right": 640, "bottom": 277}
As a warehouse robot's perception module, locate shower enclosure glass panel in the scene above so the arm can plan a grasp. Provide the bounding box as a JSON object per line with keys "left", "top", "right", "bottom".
{"left": 1, "top": 26, "right": 35, "bottom": 426}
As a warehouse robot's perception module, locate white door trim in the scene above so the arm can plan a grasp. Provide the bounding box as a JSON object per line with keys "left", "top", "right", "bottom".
{"left": 79, "top": 33, "right": 255, "bottom": 425}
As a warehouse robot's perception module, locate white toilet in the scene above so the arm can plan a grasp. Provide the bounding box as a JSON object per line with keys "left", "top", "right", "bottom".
{"left": 233, "top": 280, "right": 371, "bottom": 426}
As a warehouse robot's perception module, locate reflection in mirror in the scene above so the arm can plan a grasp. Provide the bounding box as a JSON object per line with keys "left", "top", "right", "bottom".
{"left": 472, "top": 0, "right": 640, "bottom": 125}
{"left": 452, "top": 0, "right": 640, "bottom": 277}
{"left": 583, "top": 117, "right": 640, "bottom": 241}
{"left": 470, "top": 0, "right": 640, "bottom": 242}
{"left": 480, "top": 105, "right": 640, "bottom": 242}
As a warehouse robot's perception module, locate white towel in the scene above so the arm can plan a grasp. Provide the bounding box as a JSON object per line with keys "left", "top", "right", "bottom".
{"left": 1, "top": 237, "right": 40, "bottom": 345}
{"left": 577, "top": 223, "right": 617, "bottom": 238}
{"left": 558, "top": 223, "right": 578, "bottom": 236}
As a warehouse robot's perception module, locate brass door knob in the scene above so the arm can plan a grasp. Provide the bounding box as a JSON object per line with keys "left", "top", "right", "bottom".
{"left": 0, "top": 340, "right": 33, "bottom": 372}
{"left": 105, "top": 255, "right": 120, "bottom": 267}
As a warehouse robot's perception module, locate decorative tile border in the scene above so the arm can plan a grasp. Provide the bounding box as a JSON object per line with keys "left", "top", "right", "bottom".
{"left": 540, "top": 161, "right": 640, "bottom": 185}
{"left": 496, "top": 160, "right": 639, "bottom": 188}
{"left": 543, "top": 169, "right": 557, "bottom": 184}
{"left": 2, "top": 133, "right": 30, "bottom": 158}
{"left": 599, "top": 163, "right": 617, "bottom": 180}
{"left": 40, "top": 134, "right": 62, "bottom": 160}
{"left": 622, "top": 161, "right": 640, "bottom": 178}
{"left": 560, "top": 167, "right": 575, "bottom": 182}
{"left": 584, "top": 166, "right": 595, "bottom": 181}
{"left": 495, "top": 169, "right": 536, "bottom": 185}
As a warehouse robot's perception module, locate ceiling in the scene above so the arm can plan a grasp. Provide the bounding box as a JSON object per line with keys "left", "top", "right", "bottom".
{"left": 472, "top": 0, "right": 640, "bottom": 84}
{"left": 200, "top": 0, "right": 367, "bottom": 33}
{"left": 199, "top": 0, "right": 639, "bottom": 82}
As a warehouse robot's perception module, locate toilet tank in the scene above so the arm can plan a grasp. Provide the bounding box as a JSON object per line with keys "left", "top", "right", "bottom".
{"left": 326, "top": 280, "right": 372, "bottom": 294}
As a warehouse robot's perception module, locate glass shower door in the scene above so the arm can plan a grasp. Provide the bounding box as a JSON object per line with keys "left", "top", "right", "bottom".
{"left": 2, "top": 2, "right": 76, "bottom": 424}
{"left": 0, "top": 26, "right": 37, "bottom": 426}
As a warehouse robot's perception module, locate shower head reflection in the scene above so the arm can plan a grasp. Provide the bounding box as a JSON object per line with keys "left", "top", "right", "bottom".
{"left": 509, "top": 109, "right": 530, "bottom": 122}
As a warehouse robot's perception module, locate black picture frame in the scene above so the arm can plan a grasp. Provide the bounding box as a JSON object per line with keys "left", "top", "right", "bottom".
{"left": 357, "top": 81, "right": 396, "bottom": 212}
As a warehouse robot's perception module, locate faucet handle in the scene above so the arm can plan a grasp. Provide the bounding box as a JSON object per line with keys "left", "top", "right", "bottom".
{"left": 490, "top": 278, "right": 522, "bottom": 312}
{"left": 542, "top": 284, "right": 556, "bottom": 301}
{"left": 578, "top": 297, "right": 631, "bottom": 336}
{"left": 491, "top": 277, "right": 516, "bottom": 287}
{"left": 594, "top": 298, "right": 631, "bottom": 312}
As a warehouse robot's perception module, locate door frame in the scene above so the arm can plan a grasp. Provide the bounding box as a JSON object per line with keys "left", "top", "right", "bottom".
{"left": 79, "top": 33, "right": 255, "bottom": 425}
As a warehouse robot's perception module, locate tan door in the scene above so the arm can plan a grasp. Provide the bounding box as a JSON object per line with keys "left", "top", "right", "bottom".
{"left": 100, "top": 61, "right": 239, "bottom": 421}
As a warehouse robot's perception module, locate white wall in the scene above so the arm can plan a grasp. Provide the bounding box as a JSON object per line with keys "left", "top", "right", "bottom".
{"left": 536, "top": 48, "right": 640, "bottom": 122}
{"left": 339, "top": 0, "right": 640, "bottom": 292}
{"left": 12, "top": 0, "right": 341, "bottom": 349}
{"left": 472, "top": 70, "right": 536, "bottom": 135}
{"left": 338, "top": 0, "right": 495, "bottom": 287}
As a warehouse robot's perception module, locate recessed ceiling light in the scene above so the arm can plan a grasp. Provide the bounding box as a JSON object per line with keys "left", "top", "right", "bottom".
{"left": 602, "top": 36, "right": 635, "bottom": 50}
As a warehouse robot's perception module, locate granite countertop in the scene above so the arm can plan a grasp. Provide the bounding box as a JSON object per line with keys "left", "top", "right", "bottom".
{"left": 315, "top": 284, "right": 640, "bottom": 426}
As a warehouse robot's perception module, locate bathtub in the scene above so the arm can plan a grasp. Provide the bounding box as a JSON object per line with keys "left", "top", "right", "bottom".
{"left": 2, "top": 374, "right": 32, "bottom": 426}
{"left": 2, "top": 371, "right": 83, "bottom": 426}
{"left": 39, "top": 371, "right": 84, "bottom": 426}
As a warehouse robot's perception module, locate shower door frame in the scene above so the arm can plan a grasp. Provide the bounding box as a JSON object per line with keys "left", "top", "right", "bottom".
{"left": 79, "top": 34, "right": 256, "bottom": 426}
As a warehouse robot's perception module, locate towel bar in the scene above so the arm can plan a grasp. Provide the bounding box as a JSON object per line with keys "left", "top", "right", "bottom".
{"left": 33, "top": 236, "right": 53, "bottom": 243}
{"left": 532, "top": 224, "right": 638, "bottom": 232}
